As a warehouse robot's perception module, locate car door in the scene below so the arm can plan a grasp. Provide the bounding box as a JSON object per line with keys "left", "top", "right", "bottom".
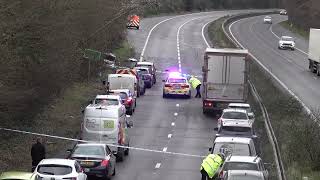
{"left": 106, "top": 145, "right": 116, "bottom": 175}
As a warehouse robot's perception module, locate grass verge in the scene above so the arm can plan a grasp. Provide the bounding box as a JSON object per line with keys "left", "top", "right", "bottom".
{"left": 279, "top": 20, "right": 308, "bottom": 39}
{"left": 0, "top": 42, "right": 134, "bottom": 171}
{"left": 207, "top": 17, "right": 236, "bottom": 48}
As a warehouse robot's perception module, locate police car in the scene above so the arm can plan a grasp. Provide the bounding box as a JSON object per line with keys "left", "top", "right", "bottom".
{"left": 162, "top": 72, "right": 191, "bottom": 98}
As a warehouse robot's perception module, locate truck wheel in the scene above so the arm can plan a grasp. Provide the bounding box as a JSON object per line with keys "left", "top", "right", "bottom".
{"left": 116, "top": 148, "right": 124, "bottom": 162}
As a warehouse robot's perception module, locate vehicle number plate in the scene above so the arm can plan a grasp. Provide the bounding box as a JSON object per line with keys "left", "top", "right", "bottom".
{"left": 173, "top": 85, "right": 180, "bottom": 89}
{"left": 104, "top": 120, "right": 114, "bottom": 128}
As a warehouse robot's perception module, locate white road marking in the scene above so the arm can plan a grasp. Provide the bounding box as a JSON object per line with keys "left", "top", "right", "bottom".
{"left": 163, "top": 147, "right": 168, "bottom": 152}
{"left": 155, "top": 163, "right": 161, "bottom": 169}
{"left": 174, "top": 112, "right": 178, "bottom": 116}
{"left": 176, "top": 103, "right": 180, "bottom": 107}
{"left": 171, "top": 122, "right": 175, "bottom": 126}
{"left": 228, "top": 18, "right": 314, "bottom": 117}
{"left": 168, "top": 134, "right": 172, "bottom": 138}
{"left": 201, "top": 21, "right": 212, "bottom": 47}
{"left": 269, "top": 24, "right": 308, "bottom": 55}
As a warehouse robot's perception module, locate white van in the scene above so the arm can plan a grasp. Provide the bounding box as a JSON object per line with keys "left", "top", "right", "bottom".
{"left": 107, "top": 74, "right": 138, "bottom": 98}
{"left": 81, "top": 104, "right": 133, "bottom": 162}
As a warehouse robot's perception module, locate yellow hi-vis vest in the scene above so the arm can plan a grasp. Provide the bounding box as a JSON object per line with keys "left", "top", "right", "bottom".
{"left": 189, "top": 77, "right": 201, "bottom": 89}
{"left": 200, "top": 154, "right": 223, "bottom": 178}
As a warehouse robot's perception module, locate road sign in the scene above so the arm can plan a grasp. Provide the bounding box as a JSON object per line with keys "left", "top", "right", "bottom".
{"left": 84, "top": 49, "right": 101, "bottom": 61}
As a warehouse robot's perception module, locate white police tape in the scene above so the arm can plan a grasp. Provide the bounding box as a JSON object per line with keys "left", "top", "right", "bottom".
{"left": 0, "top": 127, "right": 205, "bottom": 158}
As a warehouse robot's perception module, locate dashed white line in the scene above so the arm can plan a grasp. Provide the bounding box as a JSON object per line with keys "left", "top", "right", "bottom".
{"left": 163, "top": 147, "right": 168, "bottom": 152}
{"left": 174, "top": 112, "right": 178, "bottom": 116}
{"left": 176, "top": 103, "right": 180, "bottom": 107}
{"left": 171, "top": 122, "right": 175, "bottom": 126}
{"left": 168, "top": 134, "right": 172, "bottom": 138}
{"left": 155, "top": 163, "right": 161, "bottom": 169}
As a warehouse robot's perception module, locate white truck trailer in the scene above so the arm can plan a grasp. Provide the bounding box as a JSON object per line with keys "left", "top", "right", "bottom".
{"left": 202, "top": 48, "right": 249, "bottom": 114}
{"left": 308, "top": 28, "right": 320, "bottom": 76}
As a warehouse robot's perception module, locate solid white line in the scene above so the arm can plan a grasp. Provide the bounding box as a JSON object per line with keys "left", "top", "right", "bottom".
{"left": 202, "top": 21, "right": 212, "bottom": 47}
{"left": 269, "top": 23, "right": 308, "bottom": 55}
{"left": 168, "top": 134, "right": 172, "bottom": 138}
{"left": 155, "top": 163, "right": 161, "bottom": 169}
{"left": 228, "top": 18, "right": 313, "bottom": 116}
{"left": 171, "top": 122, "right": 175, "bottom": 126}
{"left": 163, "top": 147, "right": 168, "bottom": 152}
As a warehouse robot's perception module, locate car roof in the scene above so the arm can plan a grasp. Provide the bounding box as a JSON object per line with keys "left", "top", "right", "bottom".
{"left": 228, "top": 170, "right": 264, "bottom": 178}
{"left": 39, "top": 159, "right": 76, "bottom": 166}
{"left": 281, "top": 36, "right": 293, "bottom": 39}
{"left": 0, "top": 172, "right": 35, "bottom": 180}
{"left": 135, "top": 67, "right": 149, "bottom": 70}
{"left": 215, "top": 137, "right": 252, "bottom": 144}
{"left": 228, "top": 103, "right": 250, "bottom": 108}
{"left": 223, "top": 108, "right": 248, "bottom": 113}
{"left": 226, "top": 155, "right": 260, "bottom": 163}
{"left": 137, "top": 62, "right": 153, "bottom": 65}
{"left": 95, "top": 95, "right": 120, "bottom": 99}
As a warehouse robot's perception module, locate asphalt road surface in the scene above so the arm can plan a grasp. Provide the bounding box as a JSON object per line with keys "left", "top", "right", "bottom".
{"left": 108, "top": 10, "right": 265, "bottom": 180}
{"left": 229, "top": 14, "right": 320, "bottom": 111}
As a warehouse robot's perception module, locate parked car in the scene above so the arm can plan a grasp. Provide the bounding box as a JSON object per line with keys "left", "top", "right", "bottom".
{"left": 136, "top": 61, "right": 157, "bottom": 84}
{"left": 228, "top": 103, "right": 255, "bottom": 120}
{"left": 280, "top": 9, "right": 287, "bottom": 15}
{"left": 218, "top": 155, "right": 269, "bottom": 179}
{"left": 135, "top": 67, "right": 153, "bottom": 88}
{"left": 108, "top": 89, "right": 136, "bottom": 115}
{"left": 210, "top": 137, "right": 257, "bottom": 157}
{"left": 278, "top": 36, "right": 295, "bottom": 50}
{"left": 34, "top": 159, "right": 87, "bottom": 180}
{"left": 263, "top": 16, "right": 272, "bottom": 24}
{"left": 67, "top": 143, "right": 116, "bottom": 179}
{"left": 217, "top": 108, "right": 252, "bottom": 129}
{"left": 223, "top": 170, "right": 266, "bottom": 180}
{"left": 0, "top": 172, "right": 36, "bottom": 180}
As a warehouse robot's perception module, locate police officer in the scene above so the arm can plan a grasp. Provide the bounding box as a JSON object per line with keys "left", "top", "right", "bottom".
{"left": 188, "top": 76, "right": 202, "bottom": 98}
{"left": 31, "top": 137, "right": 46, "bottom": 171}
{"left": 200, "top": 153, "right": 225, "bottom": 180}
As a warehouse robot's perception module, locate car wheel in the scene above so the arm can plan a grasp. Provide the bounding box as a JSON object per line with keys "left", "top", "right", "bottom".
{"left": 116, "top": 148, "right": 124, "bottom": 162}
{"left": 128, "top": 108, "right": 133, "bottom": 115}
{"left": 163, "top": 93, "right": 167, "bottom": 98}
{"left": 125, "top": 143, "right": 129, "bottom": 156}
{"left": 112, "top": 167, "right": 116, "bottom": 176}
{"left": 291, "top": 48, "right": 295, "bottom": 51}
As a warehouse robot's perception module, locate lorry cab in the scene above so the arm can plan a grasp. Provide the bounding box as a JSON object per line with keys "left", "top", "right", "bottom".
{"left": 107, "top": 74, "right": 138, "bottom": 98}
{"left": 81, "top": 104, "right": 132, "bottom": 162}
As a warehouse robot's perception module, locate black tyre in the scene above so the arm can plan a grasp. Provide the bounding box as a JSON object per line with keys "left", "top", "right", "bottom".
{"left": 125, "top": 144, "right": 129, "bottom": 156}
{"left": 128, "top": 108, "right": 133, "bottom": 115}
{"left": 112, "top": 167, "right": 116, "bottom": 176}
{"left": 116, "top": 148, "right": 124, "bottom": 162}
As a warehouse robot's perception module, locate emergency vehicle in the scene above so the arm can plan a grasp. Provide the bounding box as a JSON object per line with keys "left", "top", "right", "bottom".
{"left": 127, "top": 15, "right": 140, "bottom": 30}
{"left": 162, "top": 72, "right": 191, "bottom": 98}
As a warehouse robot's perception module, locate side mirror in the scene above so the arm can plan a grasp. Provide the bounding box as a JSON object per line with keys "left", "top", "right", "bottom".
{"left": 209, "top": 147, "right": 213, "bottom": 152}
{"left": 214, "top": 127, "right": 218, "bottom": 131}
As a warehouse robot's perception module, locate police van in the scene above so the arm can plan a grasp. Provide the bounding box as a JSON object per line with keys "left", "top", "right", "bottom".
{"left": 81, "top": 103, "right": 133, "bottom": 162}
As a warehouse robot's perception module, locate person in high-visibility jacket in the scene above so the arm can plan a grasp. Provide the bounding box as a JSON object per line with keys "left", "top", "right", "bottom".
{"left": 188, "top": 76, "right": 202, "bottom": 98}
{"left": 200, "top": 153, "right": 225, "bottom": 180}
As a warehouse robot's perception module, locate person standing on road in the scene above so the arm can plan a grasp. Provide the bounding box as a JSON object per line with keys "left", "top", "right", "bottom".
{"left": 200, "top": 153, "right": 225, "bottom": 180}
{"left": 31, "top": 137, "right": 46, "bottom": 171}
{"left": 188, "top": 76, "right": 202, "bottom": 98}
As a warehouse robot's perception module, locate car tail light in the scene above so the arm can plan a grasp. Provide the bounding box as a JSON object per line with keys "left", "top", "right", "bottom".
{"left": 181, "top": 84, "right": 189, "bottom": 88}
{"left": 101, "top": 160, "right": 109, "bottom": 167}
{"left": 126, "top": 97, "right": 133, "bottom": 104}
{"left": 165, "top": 84, "right": 172, "bottom": 87}
{"left": 204, "top": 101, "right": 213, "bottom": 107}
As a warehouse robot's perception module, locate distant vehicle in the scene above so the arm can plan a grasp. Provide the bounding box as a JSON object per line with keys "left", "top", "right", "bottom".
{"left": 308, "top": 28, "right": 320, "bottom": 76}
{"left": 135, "top": 70, "right": 146, "bottom": 95}
{"left": 107, "top": 74, "right": 138, "bottom": 98}
{"left": 108, "top": 89, "right": 136, "bottom": 115}
{"left": 81, "top": 104, "right": 132, "bottom": 162}
{"left": 67, "top": 143, "right": 116, "bottom": 179}
{"left": 228, "top": 103, "right": 255, "bottom": 120}
{"left": 217, "top": 108, "right": 252, "bottom": 129}
{"left": 162, "top": 72, "right": 191, "bottom": 98}
{"left": 92, "top": 95, "right": 123, "bottom": 107}
{"left": 210, "top": 137, "right": 257, "bottom": 157}
{"left": 0, "top": 172, "right": 36, "bottom": 180}
{"left": 202, "top": 48, "right": 249, "bottom": 114}
{"left": 136, "top": 62, "right": 157, "bottom": 84}
{"left": 115, "top": 68, "right": 145, "bottom": 97}
{"left": 34, "top": 159, "right": 87, "bottom": 180}
{"left": 135, "top": 67, "right": 153, "bottom": 88}
{"left": 263, "top": 16, "right": 272, "bottom": 24}
{"left": 279, "top": 9, "right": 287, "bottom": 15}
{"left": 223, "top": 170, "right": 266, "bottom": 180}
{"left": 219, "top": 156, "right": 269, "bottom": 180}
{"left": 278, "top": 36, "right": 295, "bottom": 50}
{"left": 127, "top": 15, "right": 140, "bottom": 30}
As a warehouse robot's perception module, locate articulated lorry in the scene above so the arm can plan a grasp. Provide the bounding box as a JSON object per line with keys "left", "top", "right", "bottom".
{"left": 202, "top": 48, "right": 249, "bottom": 114}
{"left": 308, "top": 28, "right": 320, "bottom": 75}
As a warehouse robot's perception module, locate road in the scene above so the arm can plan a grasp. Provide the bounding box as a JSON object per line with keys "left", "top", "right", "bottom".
{"left": 229, "top": 14, "right": 320, "bottom": 110}
{"left": 110, "top": 10, "right": 265, "bottom": 180}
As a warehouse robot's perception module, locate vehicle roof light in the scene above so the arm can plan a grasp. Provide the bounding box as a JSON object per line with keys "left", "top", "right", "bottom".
{"left": 168, "top": 72, "right": 182, "bottom": 78}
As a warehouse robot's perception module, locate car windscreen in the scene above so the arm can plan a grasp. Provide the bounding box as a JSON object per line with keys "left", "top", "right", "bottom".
{"left": 228, "top": 106, "right": 252, "bottom": 113}
{"left": 222, "top": 112, "right": 247, "bottom": 119}
{"left": 213, "top": 142, "right": 250, "bottom": 156}
{"left": 168, "top": 78, "right": 186, "bottom": 83}
{"left": 73, "top": 146, "right": 105, "bottom": 157}
{"left": 37, "top": 165, "right": 72, "bottom": 175}
{"left": 95, "top": 98, "right": 119, "bottom": 105}
{"left": 224, "top": 162, "right": 258, "bottom": 171}
{"left": 281, "top": 37, "right": 293, "bottom": 41}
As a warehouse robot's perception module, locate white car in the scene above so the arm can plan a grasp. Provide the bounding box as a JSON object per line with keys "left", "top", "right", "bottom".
{"left": 210, "top": 137, "right": 257, "bottom": 157}
{"left": 217, "top": 108, "right": 252, "bottom": 129}
{"left": 224, "top": 170, "right": 266, "bottom": 180}
{"left": 34, "top": 159, "right": 87, "bottom": 180}
{"left": 278, "top": 36, "right": 295, "bottom": 50}
{"left": 263, "top": 16, "right": 272, "bottom": 24}
{"left": 162, "top": 72, "right": 191, "bottom": 98}
{"left": 280, "top": 9, "right": 287, "bottom": 15}
{"left": 228, "top": 103, "right": 255, "bottom": 120}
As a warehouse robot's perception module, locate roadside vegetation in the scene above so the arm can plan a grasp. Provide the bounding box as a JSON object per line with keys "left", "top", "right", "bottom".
{"left": 208, "top": 15, "right": 320, "bottom": 180}
{"left": 0, "top": 0, "right": 135, "bottom": 171}
{"left": 279, "top": 20, "right": 308, "bottom": 39}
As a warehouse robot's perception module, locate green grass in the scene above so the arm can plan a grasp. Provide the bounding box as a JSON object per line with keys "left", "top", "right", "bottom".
{"left": 279, "top": 21, "right": 308, "bottom": 39}
{"left": 207, "top": 16, "right": 236, "bottom": 48}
